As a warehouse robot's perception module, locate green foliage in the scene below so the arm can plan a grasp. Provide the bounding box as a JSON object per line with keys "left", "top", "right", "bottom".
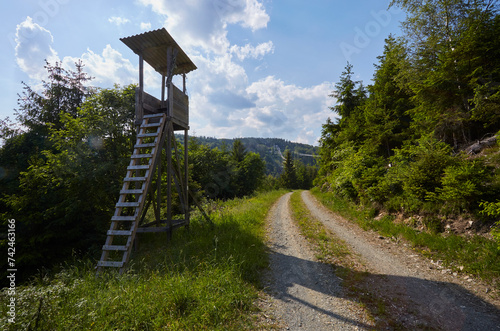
{"left": 13, "top": 60, "right": 92, "bottom": 134}
{"left": 390, "top": 135, "right": 454, "bottom": 204}
{"left": 192, "top": 136, "right": 319, "bottom": 176}
{"left": 277, "top": 149, "right": 317, "bottom": 190}
{"left": 364, "top": 35, "right": 413, "bottom": 157}
{"left": 1, "top": 85, "right": 136, "bottom": 283}
{"left": 189, "top": 138, "right": 266, "bottom": 199}
{"left": 432, "top": 158, "right": 493, "bottom": 213}
{"left": 279, "top": 149, "right": 297, "bottom": 189}
{"left": 295, "top": 160, "right": 318, "bottom": 190}
{"left": 480, "top": 201, "right": 500, "bottom": 245}
{"left": 390, "top": 0, "right": 500, "bottom": 146}
{"left": 231, "top": 139, "right": 247, "bottom": 162}
{"left": 318, "top": 1, "right": 500, "bottom": 234}
{"left": 330, "top": 63, "right": 367, "bottom": 119}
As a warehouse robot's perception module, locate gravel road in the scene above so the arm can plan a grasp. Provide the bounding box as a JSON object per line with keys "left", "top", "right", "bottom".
{"left": 262, "top": 192, "right": 374, "bottom": 330}
{"left": 260, "top": 191, "right": 500, "bottom": 330}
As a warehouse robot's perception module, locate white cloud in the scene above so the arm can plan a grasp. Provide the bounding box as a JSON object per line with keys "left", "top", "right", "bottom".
{"left": 242, "top": 77, "right": 335, "bottom": 144}
{"left": 15, "top": 16, "right": 59, "bottom": 80}
{"left": 12, "top": 3, "right": 334, "bottom": 145}
{"left": 14, "top": 18, "right": 142, "bottom": 91}
{"left": 223, "top": 0, "right": 270, "bottom": 31}
{"left": 62, "top": 45, "right": 139, "bottom": 87}
{"left": 108, "top": 16, "right": 130, "bottom": 26}
{"left": 140, "top": 22, "right": 152, "bottom": 30}
{"left": 188, "top": 67, "right": 335, "bottom": 144}
{"left": 138, "top": 0, "right": 270, "bottom": 53}
{"left": 230, "top": 41, "right": 274, "bottom": 61}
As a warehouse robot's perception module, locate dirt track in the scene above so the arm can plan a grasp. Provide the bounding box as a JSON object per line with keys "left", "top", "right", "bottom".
{"left": 260, "top": 191, "right": 500, "bottom": 330}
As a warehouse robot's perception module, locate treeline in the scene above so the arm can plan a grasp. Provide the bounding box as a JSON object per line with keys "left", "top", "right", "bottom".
{"left": 317, "top": 0, "right": 500, "bottom": 238}
{"left": 192, "top": 136, "right": 319, "bottom": 175}
{"left": 190, "top": 138, "right": 317, "bottom": 197}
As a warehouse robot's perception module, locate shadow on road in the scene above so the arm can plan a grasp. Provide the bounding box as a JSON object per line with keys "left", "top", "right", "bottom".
{"left": 266, "top": 249, "right": 500, "bottom": 330}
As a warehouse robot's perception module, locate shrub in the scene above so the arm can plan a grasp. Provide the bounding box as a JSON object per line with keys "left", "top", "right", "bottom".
{"left": 430, "top": 157, "right": 493, "bottom": 213}
{"left": 382, "top": 135, "right": 453, "bottom": 212}
{"left": 480, "top": 201, "right": 500, "bottom": 245}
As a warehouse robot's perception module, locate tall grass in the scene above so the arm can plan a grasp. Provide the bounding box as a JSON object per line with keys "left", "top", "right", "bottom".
{"left": 0, "top": 190, "right": 286, "bottom": 330}
{"left": 311, "top": 188, "right": 500, "bottom": 286}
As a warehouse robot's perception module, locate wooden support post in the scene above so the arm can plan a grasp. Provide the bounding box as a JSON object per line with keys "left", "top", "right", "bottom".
{"left": 156, "top": 74, "right": 163, "bottom": 226}
{"left": 135, "top": 55, "right": 144, "bottom": 193}
{"left": 155, "top": 157, "right": 161, "bottom": 226}
{"left": 137, "top": 53, "right": 144, "bottom": 126}
{"left": 184, "top": 129, "right": 189, "bottom": 227}
{"left": 166, "top": 122, "right": 172, "bottom": 238}
{"left": 161, "top": 74, "right": 166, "bottom": 108}
{"left": 166, "top": 47, "right": 174, "bottom": 117}
{"left": 182, "top": 73, "right": 186, "bottom": 94}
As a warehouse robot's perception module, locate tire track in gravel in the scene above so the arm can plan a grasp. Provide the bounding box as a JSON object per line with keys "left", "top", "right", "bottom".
{"left": 262, "top": 192, "right": 374, "bottom": 330}
{"left": 301, "top": 190, "right": 500, "bottom": 331}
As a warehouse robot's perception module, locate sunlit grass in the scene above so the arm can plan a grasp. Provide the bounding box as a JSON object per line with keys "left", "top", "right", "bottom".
{"left": 0, "top": 190, "right": 286, "bottom": 330}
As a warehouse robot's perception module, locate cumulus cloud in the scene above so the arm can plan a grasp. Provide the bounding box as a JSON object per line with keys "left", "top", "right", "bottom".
{"left": 140, "top": 22, "right": 152, "bottom": 30}
{"left": 108, "top": 16, "right": 130, "bottom": 26}
{"left": 230, "top": 41, "right": 274, "bottom": 61}
{"left": 222, "top": 0, "right": 270, "bottom": 31}
{"left": 62, "top": 45, "right": 140, "bottom": 87}
{"left": 13, "top": 2, "right": 334, "bottom": 145}
{"left": 139, "top": 0, "right": 269, "bottom": 53}
{"left": 243, "top": 77, "right": 335, "bottom": 144}
{"left": 189, "top": 69, "right": 335, "bottom": 144}
{"left": 15, "top": 16, "right": 59, "bottom": 80}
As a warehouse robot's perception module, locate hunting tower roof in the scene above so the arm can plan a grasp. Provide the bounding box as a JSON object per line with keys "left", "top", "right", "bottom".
{"left": 120, "top": 28, "right": 197, "bottom": 76}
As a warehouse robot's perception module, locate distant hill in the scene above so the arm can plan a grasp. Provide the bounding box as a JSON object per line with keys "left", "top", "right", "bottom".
{"left": 190, "top": 136, "right": 320, "bottom": 176}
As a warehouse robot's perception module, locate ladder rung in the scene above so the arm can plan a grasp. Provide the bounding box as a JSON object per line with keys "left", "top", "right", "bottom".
{"left": 131, "top": 154, "right": 153, "bottom": 159}
{"left": 102, "top": 245, "right": 128, "bottom": 251}
{"left": 137, "top": 133, "right": 159, "bottom": 138}
{"left": 120, "top": 189, "right": 144, "bottom": 195}
{"left": 116, "top": 202, "right": 140, "bottom": 208}
{"left": 142, "top": 123, "right": 161, "bottom": 128}
{"left": 111, "top": 216, "right": 136, "bottom": 221}
{"left": 97, "top": 261, "right": 124, "bottom": 268}
{"left": 107, "top": 230, "right": 133, "bottom": 236}
{"left": 123, "top": 177, "right": 147, "bottom": 182}
{"left": 144, "top": 113, "right": 165, "bottom": 118}
{"left": 127, "top": 165, "right": 150, "bottom": 170}
{"left": 134, "top": 143, "right": 156, "bottom": 148}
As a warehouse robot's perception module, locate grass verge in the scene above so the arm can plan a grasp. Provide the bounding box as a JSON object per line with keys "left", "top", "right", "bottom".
{"left": 289, "top": 190, "right": 405, "bottom": 329}
{"left": 0, "top": 190, "right": 286, "bottom": 330}
{"left": 310, "top": 188, "right": 500, "bottom": 290}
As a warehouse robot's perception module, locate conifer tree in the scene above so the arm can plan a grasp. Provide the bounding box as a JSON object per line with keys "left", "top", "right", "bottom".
{"left": 280, "top": 149, "right": 297, "bottom": 189}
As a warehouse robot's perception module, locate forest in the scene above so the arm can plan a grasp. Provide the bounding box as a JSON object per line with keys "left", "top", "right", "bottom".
{"left": 318, "top": 0, "right": 500, "bottom": 241}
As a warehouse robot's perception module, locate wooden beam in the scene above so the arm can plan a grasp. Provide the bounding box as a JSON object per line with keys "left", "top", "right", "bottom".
{"left": 166, "top": 121, "right": 173, "bottom": 236}
{"left": 182, "top": 73, "right": 186, "bottom": 94}
{"left": 184, "top": 129, "right": 189, "bottom": 227}
{"left": 155, "top": 158, "right": 161, "bottom": 226}
{"left": 137, "top": 53, "right": 144, "bottom": 126}
{"left": 161, "top": 74, "right": 166, "bottom": 108}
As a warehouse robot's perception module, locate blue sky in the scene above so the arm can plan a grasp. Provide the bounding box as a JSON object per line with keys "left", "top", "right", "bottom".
{"left": 1, "top": 0, "right": 404, "bottom": 145}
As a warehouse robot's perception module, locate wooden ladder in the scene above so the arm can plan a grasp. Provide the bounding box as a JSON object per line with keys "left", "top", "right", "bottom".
{"left": 96, "top": 113, "right": 166, "bottom": 274}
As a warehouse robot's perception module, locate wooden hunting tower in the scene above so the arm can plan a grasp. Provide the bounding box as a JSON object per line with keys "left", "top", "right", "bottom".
{"left": 97, "top": 28, "right": 197, "bottom": 274}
